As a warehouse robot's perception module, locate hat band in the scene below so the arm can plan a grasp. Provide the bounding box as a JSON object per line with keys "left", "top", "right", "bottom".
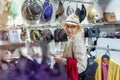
{"left": 66, "top": 21, "right": 79, "bottom": 25}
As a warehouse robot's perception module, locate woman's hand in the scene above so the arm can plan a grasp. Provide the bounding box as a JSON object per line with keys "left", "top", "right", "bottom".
{"left": 54, "top": 56, "right": 62, "bottom": 63}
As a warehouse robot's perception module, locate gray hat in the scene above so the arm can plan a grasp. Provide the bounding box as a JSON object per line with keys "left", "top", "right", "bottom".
{"left": 21, "top": 0, "right": 42, "bottom": 20}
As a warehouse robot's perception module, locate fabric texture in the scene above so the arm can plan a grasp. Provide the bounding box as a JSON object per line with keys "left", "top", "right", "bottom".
{"left": 62, "top": 30, "right": 87, "bottom": 74}
{"left": 95, "top": 57, "right": 102, "bottom": 80}
{"left": 95, "top": 57, "right": 120, "bottom": 80}
{"left": 101, "top": 60, "right": 109, "bottom": 80}
{"left": 107, "top": 59, "right": 120, "bottom": 80}
{"left": 65, "top": 57, "right": 78, "bottom": 80}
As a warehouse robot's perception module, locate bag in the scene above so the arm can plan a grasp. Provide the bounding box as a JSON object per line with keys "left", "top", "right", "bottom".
{"left": 103, "top": 12, "right": 117, "bottom": 22}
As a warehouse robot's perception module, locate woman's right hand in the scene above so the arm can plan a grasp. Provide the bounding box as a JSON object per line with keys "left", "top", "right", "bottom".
{"left": 54, "top": 56, "right": 62, "bottom": 63}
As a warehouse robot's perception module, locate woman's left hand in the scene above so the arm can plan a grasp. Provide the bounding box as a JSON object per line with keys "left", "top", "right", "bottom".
{"left": 54, "top": 56, "right": 62, "bottom": 63}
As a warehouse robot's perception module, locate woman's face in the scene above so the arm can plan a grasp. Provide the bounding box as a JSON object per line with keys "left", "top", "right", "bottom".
{"left": 65, "top": 24, "right": 80, "bottom": 37}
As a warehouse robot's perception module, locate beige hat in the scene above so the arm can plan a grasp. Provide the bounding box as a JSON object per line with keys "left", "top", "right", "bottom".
{"left": 87, "top": 5, "right": 99, "bottom": 22}
{"left": 61, "top": 13, "right": 81, "bottom": 28}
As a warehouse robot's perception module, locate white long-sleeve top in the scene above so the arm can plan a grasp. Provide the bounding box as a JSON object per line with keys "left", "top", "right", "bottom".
{"left": 61, "top": 30, "right": 88, "bottom": 74}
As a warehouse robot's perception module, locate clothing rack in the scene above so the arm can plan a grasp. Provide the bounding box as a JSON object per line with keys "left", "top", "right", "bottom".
{"left": 60, "top": 0, "right": 95, "bottom": 4}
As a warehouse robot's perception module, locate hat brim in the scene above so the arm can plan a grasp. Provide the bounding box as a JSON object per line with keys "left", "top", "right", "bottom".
{"left": 61, "top": 21, "right": 81, "bottom": 29}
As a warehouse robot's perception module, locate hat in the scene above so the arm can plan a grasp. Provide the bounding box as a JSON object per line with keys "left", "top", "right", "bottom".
{"left": 55, "top": 1, "right": 64, "bottom": 19}
{"left": 75, "top": 4, "right": 86, "bottom": 23}
{"left": 87, "top": 5, "right": 99, "bottom": 22}
{"left": 43, "top": 29, "right": 53, "bottom": 43}
{"left": 41, "top": 0, "right": 53, "bottom": 22}
{"left": 79, "top": 4, "right": 86, "bottom": 23}
{"left": 30, "top": 29, "right": 43, "bottom": 41}
{"left": 21, "top": 0, "right": 42, "bottom": 20}
{"left": 66, "top": 5, "right": 74, "bottom": 16}
{"left": 54, "top": 28, "right": 68, "bottom": 42}
{"left": 61, "top": 13, "right": 80, "bottom": 28}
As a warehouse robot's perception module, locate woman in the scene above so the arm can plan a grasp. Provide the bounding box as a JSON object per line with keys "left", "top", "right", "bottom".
{"left": 54, "top": 13, "right": 88, "bottom": 80}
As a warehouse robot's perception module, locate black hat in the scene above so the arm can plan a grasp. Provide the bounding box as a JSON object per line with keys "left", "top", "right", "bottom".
{"left": 43, "top": 29, "right": 53, "bottom": 43}
{"left": 54, "top": 28, "right": 68, "bottom": 42}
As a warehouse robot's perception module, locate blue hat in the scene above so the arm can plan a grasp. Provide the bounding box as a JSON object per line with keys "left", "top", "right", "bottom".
{"left": 41, "top": 0, "right": 53, "bottom": 22}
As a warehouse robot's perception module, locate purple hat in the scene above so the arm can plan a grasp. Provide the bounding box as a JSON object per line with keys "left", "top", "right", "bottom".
{"left": 41, "top": 0, "right": 53, "bottom": 22}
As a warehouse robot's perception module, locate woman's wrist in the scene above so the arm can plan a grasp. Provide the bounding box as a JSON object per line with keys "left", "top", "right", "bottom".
{"left": 61, "top": 58, "right": 67, "bottom": 65}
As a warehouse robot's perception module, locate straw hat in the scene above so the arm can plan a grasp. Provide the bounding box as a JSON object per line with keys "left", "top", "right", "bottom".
{"left": 87, "top": 5, "right": 99, "bottom": 22}
{"left": 61, "top": 13, "right": 81, "bottom": 29}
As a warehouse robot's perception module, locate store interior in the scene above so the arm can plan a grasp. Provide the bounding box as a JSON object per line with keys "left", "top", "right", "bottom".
{"left": 0, "top": 0, "right": 120, "bottom": 80}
